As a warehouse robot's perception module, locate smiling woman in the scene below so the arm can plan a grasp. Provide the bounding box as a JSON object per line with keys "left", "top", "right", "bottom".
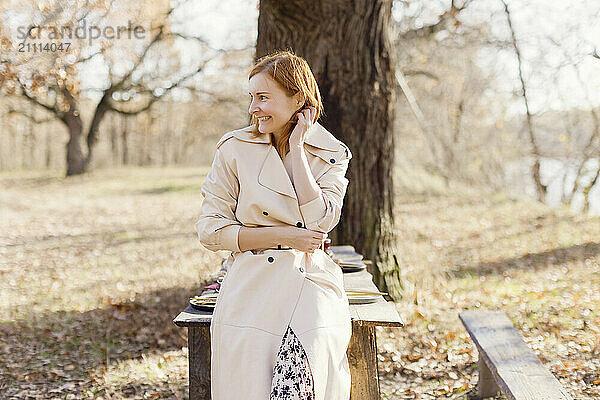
{"left": 248, "top": 51, "right": 323, "bottom": 162}
{"left": 195, "top": 50, "right": 353, "bottom": 400}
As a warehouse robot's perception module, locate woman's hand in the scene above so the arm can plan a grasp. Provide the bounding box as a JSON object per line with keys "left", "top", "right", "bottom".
{"left": 280, "top": 225, "right": 327, "bottom": 253}
{"left": 289, "top": 106, "right": 317, "bottom": 148}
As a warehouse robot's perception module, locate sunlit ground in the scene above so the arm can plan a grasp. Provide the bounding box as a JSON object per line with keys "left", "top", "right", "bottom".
{"left": 1, "top": 167, "right": 599, "bottom": 399}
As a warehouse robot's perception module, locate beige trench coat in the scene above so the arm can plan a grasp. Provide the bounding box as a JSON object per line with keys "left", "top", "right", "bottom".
{"left": 195, "top": 122, "right": 353, "bottom": 400}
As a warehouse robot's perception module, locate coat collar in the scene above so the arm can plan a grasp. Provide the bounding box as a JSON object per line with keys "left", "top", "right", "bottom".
{"left": 224, "top": 122, "right": 342, "bottom": 151}
{"left": 222, "top": 122, "right": 349, "bottom": 201}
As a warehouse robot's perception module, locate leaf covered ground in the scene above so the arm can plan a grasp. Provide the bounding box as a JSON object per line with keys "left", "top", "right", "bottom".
{"left": 0, "top": 167, "right": 598, "bottom": 399}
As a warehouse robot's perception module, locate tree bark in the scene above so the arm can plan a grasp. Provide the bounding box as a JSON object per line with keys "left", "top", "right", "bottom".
{"left": 63, "top": 111, "right": 86, "bottom": 176}
{"left": 45, "top": 125, "right": 52, "bottom": 168}
{"left": 122, "top": 121, "right": 129, "bottom": 165}
{"left": 257, "top": 0, "right": 402, "bottom": 298}
{"left": 109, "top": 114, "right": 119, "bottom": 165}
{"left": 582, "top": 166, "right": 600, "bottom": 213}
{"left": 59, "top": 93, "right": 106, "bottom": 176}
{"left": 84, "top": 93, "right": 111, "bottom": 171}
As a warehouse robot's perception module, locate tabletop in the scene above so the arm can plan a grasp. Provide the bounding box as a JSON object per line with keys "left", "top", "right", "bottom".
{"left": 174, "top": 268, "right": 404, "bottom": 328}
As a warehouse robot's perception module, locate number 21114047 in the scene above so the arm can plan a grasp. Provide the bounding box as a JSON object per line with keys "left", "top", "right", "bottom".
{"left": 18, "top": 42, "right": 71, "bottom": 52}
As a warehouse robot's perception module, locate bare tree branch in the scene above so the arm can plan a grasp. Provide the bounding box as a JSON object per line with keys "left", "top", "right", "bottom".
{"left": 501, "top": 0, "right": 546, "bottom": 200}
{"left": 402, "top": 69, "right": 440, "bottom": 81}
{"left": 111, "top": 5, "right": 180, "bottom": 91}
{"left": 394, "top": 68, "right": 446, "bottom": 179}
{"left": 112, "top": 25, "right": 165, "bottom": 90}
{"left": 17, "top": 2, "right": 65, "bottom": 45}
{"left": 77, "top": 45, "right": 110, "bottom": 64}
{"left": 16, "top": 78, "right": 61, "bottom": 116}
{"left": 7, "top": 107, "right": 55, "bottom": 124}
{"left": 398, "top": 0, "right": 472, "bottom": 41}
{"left": 109, "top": 56, "right": 216, "bottom": 115}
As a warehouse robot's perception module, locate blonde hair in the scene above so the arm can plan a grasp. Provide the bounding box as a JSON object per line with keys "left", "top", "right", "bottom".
{"left": 249, "top": 50, "right": 323, "bottom": 160}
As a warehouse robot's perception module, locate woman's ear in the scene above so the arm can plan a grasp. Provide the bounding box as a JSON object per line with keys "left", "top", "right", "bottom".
{"left": 294, "top": 93, "right": 305, "bottom": 108}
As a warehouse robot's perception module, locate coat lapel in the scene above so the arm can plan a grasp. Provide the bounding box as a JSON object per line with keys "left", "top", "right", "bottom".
{"left": 254, "top": 122, "right": 348, "bottom": 200}
{"left": 258, "top": 145, "right": 298, "bottom": 200}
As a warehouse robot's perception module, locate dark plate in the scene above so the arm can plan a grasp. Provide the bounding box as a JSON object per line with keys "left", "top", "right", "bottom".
{"left": 190, "top": 296, "right": 217, "bottom": 312}
{"left": 189, "top": 302, "right": 215, "bottom": 312}
{"left": 348, "top": 294, "right": 379, "bottom": 304}
{"left": 341, "top": 265, "right": 367, "bottom": 273}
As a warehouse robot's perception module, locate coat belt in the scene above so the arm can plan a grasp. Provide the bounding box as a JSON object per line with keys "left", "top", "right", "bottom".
{"left": 253, "top": 245, "right": 293, "bottom": 253}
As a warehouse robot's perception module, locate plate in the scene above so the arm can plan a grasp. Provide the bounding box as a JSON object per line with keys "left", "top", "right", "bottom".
{"left": 328, "top": 246, "right": 363, "bottom": 262}
{"left": 338, "top": 260, "right": 367, "bottom": 273}
{"left": 329, "top": 245, "right": 356, "bottom": 252}
{"left": 341, "top": 265, "right": 367, "bottom": 273}
{"left": 347, "top": 294, "right": 380, "bottom": 304}
{"left": 329, "top": 251, "right": 363, "bottom": 263}
{"left": 339, "top": 260, "right": 366, "bottom": 267}
{"left": 190, "top": 294, "right": 218, "bottom": 312}
{"left": 334, "top": 254, "right": 364, "bottom": 262}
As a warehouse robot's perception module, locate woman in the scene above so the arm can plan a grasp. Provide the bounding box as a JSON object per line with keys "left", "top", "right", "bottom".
{"left": 195, "top": 50, "right": 353, "bottom": 400}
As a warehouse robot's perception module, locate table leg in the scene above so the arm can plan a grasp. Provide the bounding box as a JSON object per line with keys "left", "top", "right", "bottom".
{"left": 189, "top": 326, "right": 211, "bottom": 400}
{"left": 347, "top": 320, "right": 380, "bottom": 400}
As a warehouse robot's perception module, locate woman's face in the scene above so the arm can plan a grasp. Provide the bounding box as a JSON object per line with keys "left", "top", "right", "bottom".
{"left": 248, "top": 72, "right": 302, "bottom": 136}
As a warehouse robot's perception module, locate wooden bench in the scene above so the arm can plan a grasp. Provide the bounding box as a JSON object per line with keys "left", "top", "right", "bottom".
{"left": 459, "top": 310, "right": 573, "bottom": 400}
{"left": 174, "top": 265, "right": 403, "bottom": 400}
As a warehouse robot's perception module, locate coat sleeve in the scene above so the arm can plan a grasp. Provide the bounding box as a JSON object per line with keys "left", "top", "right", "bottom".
{"left": 299, "top": 150, "right": 351, "bottom": 233}
{"left": 194, "top": 147, "right": 242, "bottom": 252}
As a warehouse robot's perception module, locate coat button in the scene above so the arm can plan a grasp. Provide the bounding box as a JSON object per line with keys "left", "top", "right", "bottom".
{"left": 267, "top": 256, "right": 274, "bottom": 263}
{"left": 299, "top": 266, "right": 304, "bottom": 273}
{"left": 296, "top": 222, "right": 303, "bottom": 227}
{"left": 263, "top": 211, "right": 269, "bottom": 216}
{"left": 330, "top": 158, "right": 336, "bottom": 163}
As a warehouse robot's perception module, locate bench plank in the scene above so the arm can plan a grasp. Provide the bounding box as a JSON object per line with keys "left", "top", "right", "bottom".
{"left": 459, "top": 310, "right": 573, "bottom": 400}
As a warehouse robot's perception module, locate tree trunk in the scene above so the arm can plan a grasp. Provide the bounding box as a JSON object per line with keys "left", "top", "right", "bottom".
{"left": 45, "top": 124, "right": 52, "bottom": 168}
{"left": 502, "top": 0, "right": 546, "bottom": 202}
{"left": 110, "top": 114, "right": 119, "bottom": 166}
{"left": 26, "top": 117, "right": 34, "bottom": 169}
{"left": 60, "top": 92, "right": 111, "bottom": 176}
{"left": 583, "top": 166, "right": 600, "bottom": 213}
{"left": 63, "top": 112, "right": 86, "bottom": 176}
{"left": 257, "top": 0, "right": 402, "bottom": 299}
{"left": 9, "top": 120, "right": 17, "bottom": 169}
{"left": 84, "top": 94, "right": 110, "bottom": 171}
{"left": 122, "top": 122, "right": 129, "bottom": 165}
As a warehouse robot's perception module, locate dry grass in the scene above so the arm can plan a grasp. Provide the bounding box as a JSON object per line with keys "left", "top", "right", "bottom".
{"left": 378, "top": 169, "right": 600, "bottom": 399}
{"left": 1, "top": 167, "right": 599, "bottom": 399}
{"left": 0, "top": 167, "right": 221, "bottom": 399}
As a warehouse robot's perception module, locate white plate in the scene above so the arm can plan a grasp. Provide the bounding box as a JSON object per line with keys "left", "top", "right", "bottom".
{"left": 347, "top": 294, "right": 380, "bottom": 304}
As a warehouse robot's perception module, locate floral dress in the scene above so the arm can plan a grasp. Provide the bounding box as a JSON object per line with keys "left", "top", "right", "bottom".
{"left": 270, "top": 326, "right": 315, "bottom": 400}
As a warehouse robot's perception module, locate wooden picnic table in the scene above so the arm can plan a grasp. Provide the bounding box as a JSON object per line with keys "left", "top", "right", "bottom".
{"left": 174, "top": 261, "right": 403, "bottom": 400}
